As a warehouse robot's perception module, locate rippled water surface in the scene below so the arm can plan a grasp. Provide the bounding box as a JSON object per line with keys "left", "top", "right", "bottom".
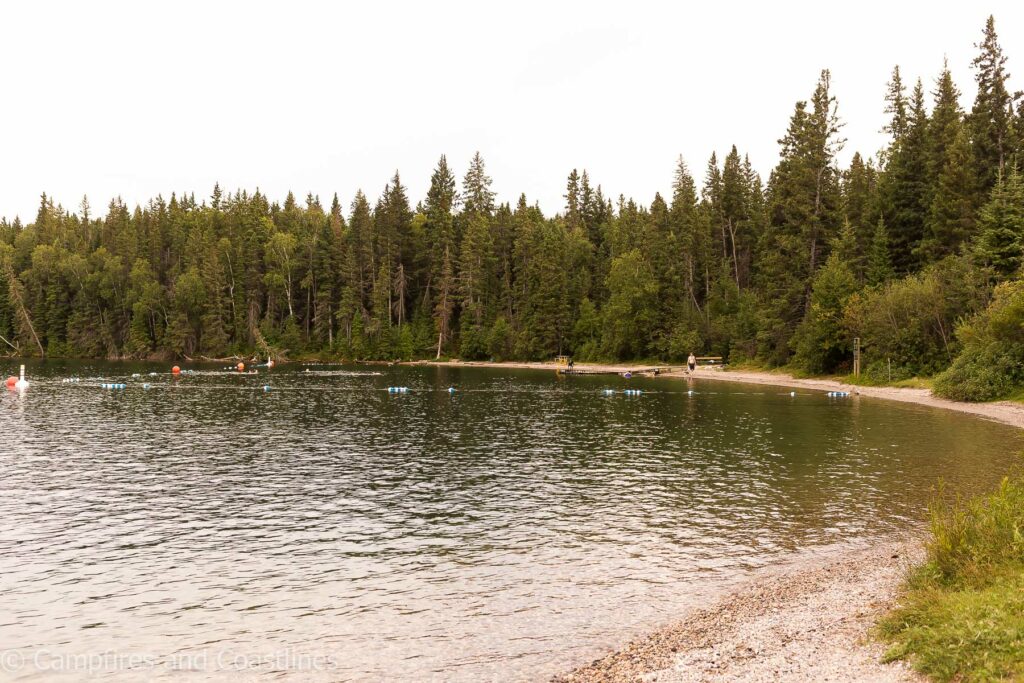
{"left": 1, "top": 361, "right": 1020, "bottom": 681}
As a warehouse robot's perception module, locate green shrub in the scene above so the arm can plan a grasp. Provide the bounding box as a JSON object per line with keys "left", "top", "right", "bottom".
{"left": 934, "top": 280, "right": 1024, "bottom": 401}
{"left": 844, "top": 256, "right": 990, "bottom": 379}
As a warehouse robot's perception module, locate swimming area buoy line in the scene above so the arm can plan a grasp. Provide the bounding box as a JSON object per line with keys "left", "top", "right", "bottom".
{"left": 5, "top": 364, "right": 861, "bottom": 402}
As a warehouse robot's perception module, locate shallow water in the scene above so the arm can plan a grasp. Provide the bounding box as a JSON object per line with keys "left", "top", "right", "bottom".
{"left": 0, "top": 361, "right": 1020, "bottom": 681}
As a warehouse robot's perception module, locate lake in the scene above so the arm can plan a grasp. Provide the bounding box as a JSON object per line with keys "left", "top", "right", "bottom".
{"left": 1, "top": 361, "right": 1020, "bottom": 681}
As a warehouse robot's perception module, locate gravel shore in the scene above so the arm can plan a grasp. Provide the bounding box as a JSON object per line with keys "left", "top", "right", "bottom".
{"left": 554, "top": 541, "right": 924, "bottom": 683}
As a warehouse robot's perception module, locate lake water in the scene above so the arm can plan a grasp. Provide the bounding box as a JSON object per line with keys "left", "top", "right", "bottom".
{"left": 1, "top": 361, "right": 1020, "bottom": 681}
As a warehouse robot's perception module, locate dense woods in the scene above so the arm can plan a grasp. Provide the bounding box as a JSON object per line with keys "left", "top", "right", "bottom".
{"left": 2, "top": 17, "right": 1023, "bottom": 398}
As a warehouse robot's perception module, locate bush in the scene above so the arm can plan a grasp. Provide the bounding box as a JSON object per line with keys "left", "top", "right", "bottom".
{"left": 933, "top": 280, "right": 1024, "bottom": 401}
{"left": 844, "top": 256, "right": 989, "bottom": 378}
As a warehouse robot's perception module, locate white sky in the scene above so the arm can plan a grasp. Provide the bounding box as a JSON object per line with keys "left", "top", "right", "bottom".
{"left": 2, "top": 1, "right": 1022, "bottom": 223}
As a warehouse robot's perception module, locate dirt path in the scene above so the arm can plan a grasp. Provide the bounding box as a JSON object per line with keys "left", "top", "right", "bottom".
{"left": 555, "top": 541, "right": 924, "bottom": 683}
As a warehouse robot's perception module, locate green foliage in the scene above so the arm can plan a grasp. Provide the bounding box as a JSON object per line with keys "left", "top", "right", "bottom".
{"left": 934, "top": 280, "right": 1024, "bottom": 401}
{"left": 845, "top": 256, "right": 989, "bottom": 378}
{"left": 971, "top": 167, "right": 1024, "bottom": 279}
{"left": 791, "top": 253, "right": 858, "bottom": 373}
{"left": 601, "top": 249, "right": 659, "bottom": 359}
{"left": 879, "top": 473, "right": 1024, "bottom": 681}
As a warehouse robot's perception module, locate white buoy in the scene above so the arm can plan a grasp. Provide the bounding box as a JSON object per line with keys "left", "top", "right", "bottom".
{"left": 15, "top": 365, "right": 28, "bottom": 390}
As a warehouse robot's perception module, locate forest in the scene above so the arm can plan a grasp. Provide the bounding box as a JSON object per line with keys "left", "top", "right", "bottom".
{"left": 1, "top": 17, "right": 1022, "bottom": 400}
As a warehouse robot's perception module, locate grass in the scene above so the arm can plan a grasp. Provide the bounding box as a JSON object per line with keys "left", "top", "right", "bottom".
{"left": 878, "top": 472, "right": 1024, "bottom": 681}
{"left": 841, "top": 374, "right": 935, "bottom": 390}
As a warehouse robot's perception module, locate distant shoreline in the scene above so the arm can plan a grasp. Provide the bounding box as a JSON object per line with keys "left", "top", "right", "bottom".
{"left": 406, "top": 359, "right": 1024, "bottom": 430}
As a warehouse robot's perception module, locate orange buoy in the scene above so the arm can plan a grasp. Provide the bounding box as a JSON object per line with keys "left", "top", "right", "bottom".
{"left": 237, "top": 362, "right": 245, "bottom": 372}
{"left": 171, "top": 365, "right": 181, "bottom": 375}
{"left": 5, "top": 376, "right": 16, "bottom": 389}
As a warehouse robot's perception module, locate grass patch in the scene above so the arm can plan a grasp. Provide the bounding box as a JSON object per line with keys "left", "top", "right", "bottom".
{"left": 879, "top": 473, "right": 1024, "bottom": 681}
{"left": 841, "top": 374, "right": 934, "bottom": 389}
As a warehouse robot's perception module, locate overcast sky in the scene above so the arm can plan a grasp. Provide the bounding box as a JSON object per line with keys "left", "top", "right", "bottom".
{"left": 2, "top": 1, "right": 1022, "bottom": 223}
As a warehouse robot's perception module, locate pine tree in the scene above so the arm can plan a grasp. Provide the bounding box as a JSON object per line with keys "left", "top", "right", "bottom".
{"left": 564, "top": 169, "right": 582, "bottom": 230}
{"left": 423, "top": 156, "right": 458, "bottom": 355}
{"left": 866, "top": 218, "right": 895, "bottom": 286}
{"left": 670, "top": 157, "right": 704, "bottom": 313}
{"left": 882, "top": 66, "right": 909, "bottom": 150}
{"left": 841, "top": 152, "right": 877, "bottom": 280}
{"left": 461, "top": 152, "right": 495, "bottom": 217}
{"left": 972, "top": 168, "right": 1024, "bottom": 279}
{"left": 922, "top": 127, "right": 978, "bottom": 259}
{"left": 879, "top": 79, "right": 930, "bottom": 274}
{"left": 758, "top": 70, "right": 845, "bottom": 362}
{"left": 969, "top": 16, "right": 1018, "bottom": 194}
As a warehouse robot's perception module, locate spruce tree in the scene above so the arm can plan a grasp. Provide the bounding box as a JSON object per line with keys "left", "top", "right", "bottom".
{"left": 841, "top": 152, "right": 878, "bottom": 280}
{"left": 972, "top": 168, "right": 1024, "bottom": 279}
{"left": 922, "top": 127, "right": 977, "bottom": 259}
{"left": 879, "top": 79, "right": 930, "bottom": 274}
{"left": 969, "top": 16, "right": 1018, "bottom": 194}
{"left": 866, "top": 218, "right": 895, "bottom": 286}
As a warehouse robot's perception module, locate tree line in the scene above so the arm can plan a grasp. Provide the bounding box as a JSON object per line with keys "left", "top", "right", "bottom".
{"left": 1, "top": 17, "right": 1022, "bottom": 397}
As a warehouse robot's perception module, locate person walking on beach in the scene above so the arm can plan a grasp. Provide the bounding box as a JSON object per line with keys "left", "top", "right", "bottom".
{"left": 687, "top": 353, "right": 697, "bottom": 374}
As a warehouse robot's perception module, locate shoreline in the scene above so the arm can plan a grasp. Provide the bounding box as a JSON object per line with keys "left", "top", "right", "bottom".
{"left": 410, "top": 359, "right": 1022, "bottom": 681}
{"left": 412, "top": 359, "right": 1024, "bottom": 429}
{"left": 554, "top": 539, "right": 925, "bottom": 682}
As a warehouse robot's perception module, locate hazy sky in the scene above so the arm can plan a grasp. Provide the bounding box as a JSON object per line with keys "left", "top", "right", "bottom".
{"left": 2, "top": 1, "right": 1022, "bottom": 223}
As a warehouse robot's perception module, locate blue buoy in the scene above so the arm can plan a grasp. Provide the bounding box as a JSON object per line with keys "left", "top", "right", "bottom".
{"left": 262, "top": 385, "right": 271, "bottom": 392}
{"left": 447, "top": 387, "right": 456, "bottom": 394}
{"left": 143, "top": 383, "right": 151, "bottom": 389}
{"left": 687, "top": 389, "right": 694, "bottom": 395}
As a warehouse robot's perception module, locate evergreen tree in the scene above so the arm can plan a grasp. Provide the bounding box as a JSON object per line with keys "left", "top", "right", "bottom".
{"left": 969, "top": 16, "right": 1018, "bottom": 194}
{"left": 841, "top": 152, "right": 878, "bottom": 280}
{"left": 972, "top": 168, "right": 1024, "bottom": 279}
{"left": 922, "top": 127, "right": 978, "bottom": 259}
{"left": 879, "top": 79, "right": 930, "bottom": 273}
{"left": 866, "top": 218, "right": 895, "bottom": 286}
